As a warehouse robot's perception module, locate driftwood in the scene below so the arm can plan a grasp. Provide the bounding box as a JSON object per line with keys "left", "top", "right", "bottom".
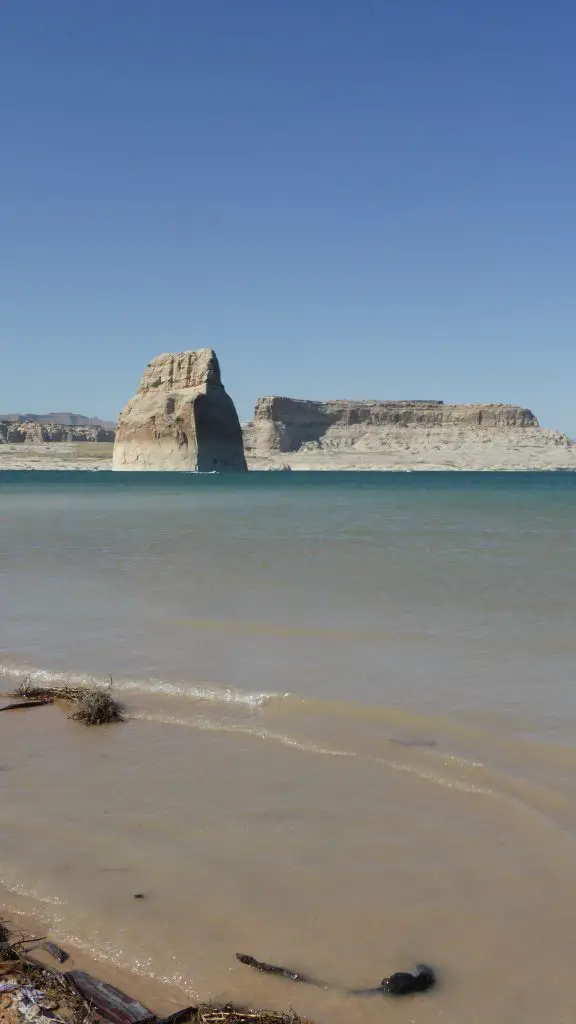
{"left": 0, "top": 699, "right": 53, "bottom": 712}
{"left": 236, "top": 956, "right": 314, "bottom": 985}
{"left": 43, "top": 941, "right": 70, "bottom": 964}
{"left": 64, "top": 969, "right": 155, "bottom": 1024}
{"left": 236, "top": 953, "right": 436, "bottom": 997}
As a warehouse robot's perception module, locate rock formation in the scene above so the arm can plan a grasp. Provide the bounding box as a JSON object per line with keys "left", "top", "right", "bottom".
{"left": 0, "top": 412, "right": 116, "bottom": 430}
{"left": 0, "top": 420, "right": 114, "bottom": 444}
{"left": 113, "top": 349, "right": 247, "bottom": 472}
{"left": 243, "top": 397, "right": 575, "bottom": 470}
{"left": 244, "top": 398, "right": 538, "bottom": 453}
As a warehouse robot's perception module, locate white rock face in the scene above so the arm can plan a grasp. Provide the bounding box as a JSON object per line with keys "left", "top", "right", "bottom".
{"left": 243, "top": 398, "right": 576, "bottom": 471}
{"left": 244, "top": 398, "right": 539, "bottom": 452}
{"left": 113, "top": 349, "right": 247, "bottom": 472}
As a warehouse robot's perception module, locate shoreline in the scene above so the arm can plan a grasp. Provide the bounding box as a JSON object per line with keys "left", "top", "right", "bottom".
{"left": 1, "top": 436, "right": 576, "bottom": 472}
{"left": 1, "top": 447, "right": 576, "bottom": 472}
{"left": 0, "top": 909, "right": 309, "bottom": 1024}
{"left": 0, "top": 900, "right": 187, "bottom": 1019}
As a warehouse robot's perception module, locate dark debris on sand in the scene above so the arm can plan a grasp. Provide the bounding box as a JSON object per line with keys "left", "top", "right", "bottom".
{"left": 69, "top": 688, "right": 123, "bottom": 726}
{"left": 188, "top": 1009, "right": 306, "bottom": 1024}
{"left": 7, "top": 679, "right": 123, "bottom": 726}
{"left": 0, "top": 923, "right": 311, "bottom": 1024}
{"left": 0, "top": 924, "right": 88, "bottom": 1024}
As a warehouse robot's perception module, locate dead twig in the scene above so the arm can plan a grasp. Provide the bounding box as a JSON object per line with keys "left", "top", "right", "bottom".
{"left": 195, "top": 1009, "right": 304, "bottom": 1024}
{"left": 7, "top": 682, "right": 123, "bottom": 726}
{"left": 0, "top": 699, "right": 53, "bottom": 711}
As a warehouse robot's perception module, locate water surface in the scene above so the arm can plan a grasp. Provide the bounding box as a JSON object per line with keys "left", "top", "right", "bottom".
{"left": 1, "top": 471, "right": 575, "bottom": 1023}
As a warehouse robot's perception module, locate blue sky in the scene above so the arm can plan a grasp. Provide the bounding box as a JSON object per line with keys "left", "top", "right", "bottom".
{"left": 2, "top": 1, "right": 575, "bottom": 432}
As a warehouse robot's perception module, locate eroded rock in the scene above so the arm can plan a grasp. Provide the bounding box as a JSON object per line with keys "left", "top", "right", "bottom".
{"left": 113, "top": 349, "right": 247, "bottom": 472}
{"left": 243, "top": 397, "right": 539, "bottom": 454}
{"left": 0, "top": 421, "right": 114, "bottom": 443}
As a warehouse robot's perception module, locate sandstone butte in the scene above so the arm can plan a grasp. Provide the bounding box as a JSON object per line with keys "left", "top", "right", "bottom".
{"left": 242, "top": 396, "right": 575, "bottom": 470}
{"left": 112, "top": 349, "right": 247, "bottom": 472}
{"left": 244, "top": 397, "right": 536, "bottom": 450}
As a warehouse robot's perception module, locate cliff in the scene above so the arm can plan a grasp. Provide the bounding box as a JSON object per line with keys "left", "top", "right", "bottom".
{"left": 243, "top": 397, "right": 574, "bottom": 471}
{"left": 113, "top": 349, "right": 247, "bottom": 472}
{"left": 244, "top": 398, "right": 538, "bottom": 453}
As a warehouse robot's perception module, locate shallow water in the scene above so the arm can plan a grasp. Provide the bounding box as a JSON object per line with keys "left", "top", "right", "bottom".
{"left": 1, "top": 471, "right": 576, "bottom": 1023}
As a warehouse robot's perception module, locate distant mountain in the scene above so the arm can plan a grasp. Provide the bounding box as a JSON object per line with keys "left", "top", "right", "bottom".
{"left": 0, "top": 412, "right": 116, "bottom": 430}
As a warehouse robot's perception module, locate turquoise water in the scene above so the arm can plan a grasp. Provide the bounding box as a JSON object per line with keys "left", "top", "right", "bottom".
{"left": 2, "top": 471, "right": 576, "bottom": 1024}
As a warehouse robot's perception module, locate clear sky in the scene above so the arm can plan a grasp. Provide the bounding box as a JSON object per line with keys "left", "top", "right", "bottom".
{"left": 2, "top": 1, "right": 575, "bottom": 432}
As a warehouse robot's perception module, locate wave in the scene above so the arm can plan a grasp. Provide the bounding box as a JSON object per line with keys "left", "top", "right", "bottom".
{"left": 0, "top": 871, "right": 65, "bottom": 907}
{"left": 1, "top": 656, "right": 496, "bottom": 796}
{"left": 0, "top": 659, "right": 283, "bottom": 710}
{"left": 129, "top": 709, "right": 493, "bottom": 795}
{"left": 0, "top": 656, "right": 501, "bottom": 743}
{"left": 113, "top": 677, "right": 284, "bottom": 709}
{"left": 4, "top": 656, "right": 576, "bottom": 818}
{"left": 128, "top": 708, "right": 576, "bottom": 830}
{"left": 130, "top": 708, "right": 358, "bottom": 757}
